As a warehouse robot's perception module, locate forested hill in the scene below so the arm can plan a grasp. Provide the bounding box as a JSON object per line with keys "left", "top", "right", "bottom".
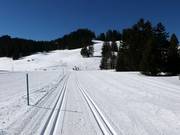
{"left": 0, "top": 29, "right": 95, "bottom": 60}
{"left": 54, "top": 29, "right": 95, "bottom": 49}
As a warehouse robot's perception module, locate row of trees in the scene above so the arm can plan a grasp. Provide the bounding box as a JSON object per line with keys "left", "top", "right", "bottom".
{"left": 0, "top": 35, "right": 59, "bottom": 60}
{"left": 0, "top": 29, "right": 95, "bottom": 59}
{"left": 97, "top": 30, "right": 121, "bottom": 42}
{"left": 100, "top": 19, "right": 180, "bottom": 76}
{"left": 54, "top": 29, "right": 95, "bottom": 49}
{"left": 80, "top": 30, "right": 121, "bottom": 58}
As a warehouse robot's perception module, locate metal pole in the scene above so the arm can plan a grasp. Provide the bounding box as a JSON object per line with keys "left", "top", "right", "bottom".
{"left": 12, "top": 59, "right": 14, "bottom": 72}
{"left": 26, "top": 73, "right": 30, "bottom": 105}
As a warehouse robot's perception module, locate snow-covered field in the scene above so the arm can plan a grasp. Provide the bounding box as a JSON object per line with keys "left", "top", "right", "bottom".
{"left": 0, "top": 71, "right": 64, "bottom": 133}
{"left": 0, "top": 41, "right": 180, "bottom": 135}
{"left": 77, "top": 71, "right": 180, "bottom": 135}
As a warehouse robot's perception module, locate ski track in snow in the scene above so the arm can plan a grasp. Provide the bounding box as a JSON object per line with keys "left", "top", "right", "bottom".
{"left": 76, "top": 71, "right": 180, "bottom": 135}
{"left": 76, "top": 74, "right": 118, "bottom": 135}
{"left": 0, "top": 41, "right": 180, "bottom": 135}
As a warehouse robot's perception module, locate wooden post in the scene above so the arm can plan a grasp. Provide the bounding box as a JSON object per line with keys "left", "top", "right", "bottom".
{"left": 26, "top": 73, "right": 30, "bottom": 105}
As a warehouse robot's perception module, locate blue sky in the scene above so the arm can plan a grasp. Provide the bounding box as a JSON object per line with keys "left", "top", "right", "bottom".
{"left": 0, "top": 0, "right": 179, "bottom": 40}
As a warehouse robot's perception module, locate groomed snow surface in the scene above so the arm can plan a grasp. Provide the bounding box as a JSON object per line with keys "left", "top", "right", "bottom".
{"left": 0, "top": 41, "right": 180, "bottom": 135}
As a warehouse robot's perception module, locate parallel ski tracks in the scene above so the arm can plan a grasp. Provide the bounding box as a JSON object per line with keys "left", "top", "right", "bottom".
{"left": 41, "top": 72, "right": 118, "bottom": 135}
{"left": 40, "top": 74, "right": 69, "bottom": 135}
{"left": 6, "top": 73, "right": 68, "bottom": 135}
{"left": 76, "top": 76, "right": 118, "bottom": 135}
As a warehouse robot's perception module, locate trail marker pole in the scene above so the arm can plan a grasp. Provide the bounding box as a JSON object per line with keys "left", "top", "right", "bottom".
{"left": 26, "top": 73, "right": 30, "bottom": 106}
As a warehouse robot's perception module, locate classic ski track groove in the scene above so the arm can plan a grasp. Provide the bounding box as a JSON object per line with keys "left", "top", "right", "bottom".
{"left": 40, "top": 73, "right": 69, "bottom": 135}
{"left": 6, "top": 73, "right": 67, "bottom": 134}
{"left": 76, "top": 74, "right": 118, "bottom": 135}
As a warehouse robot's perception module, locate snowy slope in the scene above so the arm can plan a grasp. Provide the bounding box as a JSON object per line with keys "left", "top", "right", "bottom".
{"left": 0, "top": 41, "right": 104, "bottom": 134}
{"left": 0, "top": 40, "right": 103, "bottom": 71}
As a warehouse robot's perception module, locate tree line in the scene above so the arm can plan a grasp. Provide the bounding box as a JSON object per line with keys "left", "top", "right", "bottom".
{"left": 54, "top": 29, "right": 95, "bottom": 49}
{"left": 100, "top": 19, "right": 180, "bottom": 76}
{"left": 81, "top": 30, "right": 122, "bottom": 58}
{"left": 0, "top": 29, "right": 95, "bottom": 59}
{"left": 0, "top": 35, "right": 60, "bottom": 60}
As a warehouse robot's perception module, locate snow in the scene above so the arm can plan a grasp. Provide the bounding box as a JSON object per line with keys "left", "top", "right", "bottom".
{"left": 0, "top": 71, "right": 63, "bottom": 133}
{"left": 77, "top": 71, "right": 180, "bottom": 135}
{"left": 1, "top": 40, "right": 180, "bottom": 135}
{"left": 0, "top": 40, "right": 103, "bottom": 72}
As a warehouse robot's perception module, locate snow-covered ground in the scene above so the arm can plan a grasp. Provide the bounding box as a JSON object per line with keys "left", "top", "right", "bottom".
{"left": 0, "top": 41, "right": 103, "bottom": 135}
{"left": 0, "top": 40, "right": 103, "bottom": 72}
{"left": 0, "top": 41, "right": 180, "bottom": 135}
{"left": 77, "top": 71, "right": 180, "bottom": 135}
{"left": 0, "top": 71, "right": 63, "bottom": 133}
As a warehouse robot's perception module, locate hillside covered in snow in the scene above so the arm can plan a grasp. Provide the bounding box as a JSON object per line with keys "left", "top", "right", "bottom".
{"left": 0, "top": 40, "right": 103, "bottom": 72}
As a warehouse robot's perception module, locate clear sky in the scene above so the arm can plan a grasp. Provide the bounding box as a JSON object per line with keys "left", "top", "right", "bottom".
{"left": 0, "top": 0, "right": 179, "bottom": 40}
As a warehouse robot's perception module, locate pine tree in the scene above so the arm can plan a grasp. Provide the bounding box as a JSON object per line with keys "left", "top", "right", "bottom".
{"left": 88, "top": 45, "right": 94, "bottom": 57}
{"left": 111, "top": 41, "right": 118, "bottom": 52}
{"left": 100, "top": 42, "right": 112, "bottom": 69}
{"left": 121, "top": 19, "right": 151, "bottom": 70}
{"left": 154, "top": 22, "right": 169, "bottom": 48}
{"left": 81, "top": 47, "right": 89, "bottom": 57}
{"left": 110, "top": 42, "right": 118, "bottom": 69}
{"left": 166, "top": 34, "right": 180, "bottom": 75}
{"left": 116, "top": 47, "right": 129, "bottom": 71}
{"left": 97, "top": 33, "right": 106, "bottom": 41}
{"left": 153, "top": 22, "right": 169, "bottom": 72}
{"left": 140, "top": 37, "right": 160, "bottom": 75}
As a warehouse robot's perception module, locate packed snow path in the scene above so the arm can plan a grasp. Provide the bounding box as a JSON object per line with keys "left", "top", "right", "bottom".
{"left": 1, "top": 71, "right": 180, "bottom": 135}
{"left": 40, "top": 72, "right": 117, "bottom": 135}
{"left": 2, "top": 71, "right": 117, "bottom": 135}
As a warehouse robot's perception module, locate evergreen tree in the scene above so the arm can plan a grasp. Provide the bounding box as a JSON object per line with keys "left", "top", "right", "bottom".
{"left": 80, "top": 45, "right": 94, "bottom": 57}
{"left": 81, "top": 47, "right": 89, "bottom": 57}
{"left": 111, "top": 54, "right": 117, "bottom": 69}
{"left": 140, "top": 37, "right": 160, "bottom": 75}
{"left": 97, "top": 33, "right": 106, "bottom": 41}
{"left": 116, "top": 46, "right": 129, "bottom": 71}
{"left": 121, "top": 19, "right": 151, "bottom": 70}
{"left": 110, "top": 41, "right": 118, "bottom": 69}
{"left": 166, "top": 34, "right": 180, "bottom": 75}
{"left": 88, "top": 45, "right": 94, "bottom": 57}
{"left": 111, "top": 41, "right": 118, "bottom": 52}
{"left": 154, "top": 23, "right": 169, "bottom": 48}
{"left": 153, "top": 22, "right": 169, "bottom": 72}
{"left": 105, "top": 30, "right": 121, "bottom": 41}
{"left": 100, "top": 42, "right": 112, "bottom": 69}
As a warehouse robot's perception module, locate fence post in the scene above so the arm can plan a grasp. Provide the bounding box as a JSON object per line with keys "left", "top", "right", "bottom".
{"left": 26, "top": 73, "right": 30, "bottom": 106}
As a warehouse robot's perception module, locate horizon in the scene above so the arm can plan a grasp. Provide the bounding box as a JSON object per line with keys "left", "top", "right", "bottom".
{"left": 0, "top": 0, "right": 179, "bottom": 40}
